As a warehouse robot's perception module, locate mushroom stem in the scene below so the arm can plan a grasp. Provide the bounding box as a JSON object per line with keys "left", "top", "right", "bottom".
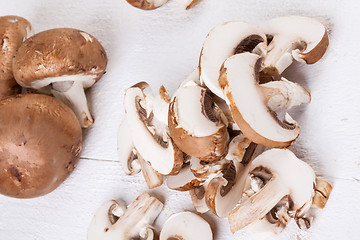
{"left": 228, "top": 179, "right": 288, "bottom": 233}
{"left": 260, "top": 77, "right": 311, "bottom": 111}
{"left": 51, "top": 80, "right": 93, "bottom": 128}
{"left": 138, "top": 155, "right": 163, "bottom": 189}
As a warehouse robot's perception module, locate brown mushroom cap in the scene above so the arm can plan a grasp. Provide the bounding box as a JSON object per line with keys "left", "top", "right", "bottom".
{"left": 0, "top": 16, "right": 32, "bottom": 97}
{"left": 0, "top": 94, "right": 82, "bottom": 198}
{"left": 126, "top": 0, "right": 168, "bottom": 10}
{"left": 13, "top": 28, "right": 107, "bottom": 88}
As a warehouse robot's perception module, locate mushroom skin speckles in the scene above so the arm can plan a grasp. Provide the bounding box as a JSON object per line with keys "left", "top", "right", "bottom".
{"left": 0, "top": 16, "right": 32, "bottom": 98}
{"left": 13, "top": 28, "right": 108, "bottom": 128}
{"left": 0, "top": 94, "right": 82, "bottom": 198}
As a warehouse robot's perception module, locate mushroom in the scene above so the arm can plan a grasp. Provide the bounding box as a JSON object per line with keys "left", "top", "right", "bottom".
{"left": 205, "top": 134, "right": 261, "bottom": 217}
{"left": 166, "top": 164, "right": 204, "bottom": 191}
{"left": 88, "top": 192, "right": 163, "bottom": 240}
{"left": 124, "top": 82, "right": 183, "bottom": 175}
{"left": 228, "top": 149, "right": 316, "bottom": 233}
{"left": 12, "top": 28, "right": 108, "bottom": 128}
{"left": 185, "top": 0, "right": 202, "bottom": 10}
{"left": 199, "top": 21, "right": 267, "bottom": 98}
{"left": 189, "top": 184, "right": 209, "bottom": 213}
{"left": 219, "top": 52, "right": 300, "bottom": 148}
{"left": 261, "top": 16, "right": 329, "bottom": 75}
{"left": 190, "top": 157, "right": 229, "bottom": 179}
{"left": 126, "top": 0, "right": 168, "bottom": 10}
{"left": 168, "top": 74, "right": 229, "bottom": 162}
{"left": 117, "top": 118, "right": 163, "bottom": 188}
{"left": 0, "top": 94, "right": 82, "bottom": 198}
{"left": 312, "top": 178, "right": 332, "bottom": 209}
{"left": 0, "top": 15, "right": 32, "bottom": 98}
{"left": 160, "top": 212, "right": 213, "bottom": 240}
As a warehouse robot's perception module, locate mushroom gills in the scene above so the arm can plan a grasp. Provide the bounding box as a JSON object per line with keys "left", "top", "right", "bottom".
{"left": 159, "top": 212, "right": 213, "bottom": 240}
{"left": 219, "top": 52, "right": 300, "bottom": 148}
{"left": 88, "top": 192, "right": 163, "bottom": 240}
{"left": 51, "top": 80, "right": 94, "bottom": 128}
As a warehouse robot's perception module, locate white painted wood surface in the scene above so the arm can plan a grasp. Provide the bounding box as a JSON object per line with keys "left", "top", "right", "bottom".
{"left": 1, "top": 0, "right": 360, "bottom": 239}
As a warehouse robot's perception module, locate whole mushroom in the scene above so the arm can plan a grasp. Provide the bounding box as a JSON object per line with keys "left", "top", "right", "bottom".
{"left": 12, "top": 28, "right": 108, "bottom": 128}
{"left": 0, "top": 94, "right": 82, "bottom": 198}
{"left": 0, "top": 15, "right": 32, "bottom": 98}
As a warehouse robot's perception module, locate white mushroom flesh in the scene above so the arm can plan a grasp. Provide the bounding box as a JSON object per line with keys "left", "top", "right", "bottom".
{"left": 262, "top": 16, "right": 328, "bottom": 74}
{"left": 228, "top": 149, "right": 316, "bottom": 233}
{"left": 125, "top": 85, "right": 182, "bottom": 175}
{"left": 220, "top": 52, "right": 299, "bottom": 146}
{"left": 160, "top": 212, "right": 213, "bottom": 240}
{"left": 51, "top": 79, "right": 95, "bottom": 127}
{"left": 166, "top": 164, "right": 203, "bottom": 191}
{"left": 88, "top": 192, "right": 163, "bottom": 240}
{"left": 117, "top": 119, "right": 141, "bottom": 175}
{"left": 200, "top": 21, "right": 267, "bottom": 99}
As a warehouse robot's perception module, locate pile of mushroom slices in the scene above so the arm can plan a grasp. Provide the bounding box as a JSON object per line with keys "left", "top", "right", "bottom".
{"left": 0, "top": 15, "right": 108, "bottom": 199}
{"left": 88, "top": 192, "right": 213, "bottom": 240}
{"left": 118, "top": 15, "right": 333, "bottom": 237}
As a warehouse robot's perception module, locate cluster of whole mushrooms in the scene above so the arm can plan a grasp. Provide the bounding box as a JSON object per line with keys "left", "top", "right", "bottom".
{"left": 118, "top": 15, "right": 333, "bottom": 237}
{"left": 0, "top": 15, "right": 107, "bottom": 198}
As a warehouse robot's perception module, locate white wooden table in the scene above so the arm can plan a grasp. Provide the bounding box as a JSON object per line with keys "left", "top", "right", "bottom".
{"left": 1, "top": 0, "right": 360, "bottom": 239}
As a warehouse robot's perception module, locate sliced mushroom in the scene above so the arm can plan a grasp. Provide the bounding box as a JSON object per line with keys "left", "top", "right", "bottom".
{"left": 205, "top": 135, "right": 260, "bottom": 217}
{"left": 219, "top": 52, "right": 300, "bottom": 148}
{"left": 260, "top": 77, "right": 311, "bottom": 111}
{"left": 160, "top": 212, "right": 213, "bottom": 240}
{"left": 200, "top": 21, "right": 267, "bottom": 98}
{"left": 169, "top": 77, "right": 229, "bottom": 162}
{"left": 88, "top": 192, "right": 163, "bottom": 240}
{"left": 13, "top": 28, "right": 108, "bottom": 128}
{"left": 124, "top": 82, "right": 183, "bottom": 175}
{"left": 189, "top": 184, "right": 209, "bottom": 213}
{"left": 126, "top": 0, "right": 168, "bottom": 10}
{"left": 166, "top": 164, "right": 204, "bottom": 191}
{"left": 0, "top": 16, "right": 32, "bottom": 98}
{"left": 312, "top": 178, "right": 332, "bottom": 209}
{"left": 228, "top": 149, "right": 315, "bottom": 233}
{"left": 138, "top": 154, "right": 164, "bottom": 189}
{"left": 185, "top": 0, "right": 202, "bottom": 10}
{"left": 117, "top": 119, "right": 141, "bottom": 175}
{"left": 0, "top": 94, "right": 82, "bottom": 198}
{"left": 190, "top": 157, "right": 229, "bottom": 179}
{"left": 261, "top": 16, "right": 329, "bottom": 75}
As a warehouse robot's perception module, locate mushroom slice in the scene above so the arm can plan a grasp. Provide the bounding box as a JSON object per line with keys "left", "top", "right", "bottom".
{"left": 200, "top": 21, "right": 267, "bottom": 98}
{"left": 0, "top": 16, "right": 32, "bottom": 98}
{"left": 0, "top": 94, "right": 82, "bottom": 198}
{"left": 166, "top": 164, "right": 203, "bottom": 191}
{"left": 260, "top": 77, "right": 311, "bottom": 111}
{"left": 261, "top": 16, "right": 329, "bottom": 75}
{"left": 125, "top": 82, "right": 183, "bottom": 175}
{"left": 312, "top": 178, "right": 332, "bottom": 209}
{"left": 160, "top": 212, "right": 213, "bottom": 240}
{"left": 219, "top": 52, "right": 300, "bottom": 148}
{"left": 126, "top": 0, "right": 168, "bottom": 10}
{"left": 13, "top": 28, "right": 108, "bottom": 128}
{"left": 189, "top": 184, "right": 209, "bottom": 213}
{"left": 117, "top": 119, "right": 141, "bottom": 175}
{"left": 88, "top": 192, "right": 163, "bottom": 240}
{"left": 205, "top": 135, "right": 260, "bottom": 217}
{"left": 138, "top": 154, "right": 164, "bottom": 189}
{"left": 185, "top": 0, "right": 202, "bottom": 10}
{"left": 228, "top": 149, "right": 316, "bottom": 233}
{"left": 190, "top": 157, "right": 230, "bottom": 179}
{"left": 169, "top": 78, "right": 229, "bottom": 162}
